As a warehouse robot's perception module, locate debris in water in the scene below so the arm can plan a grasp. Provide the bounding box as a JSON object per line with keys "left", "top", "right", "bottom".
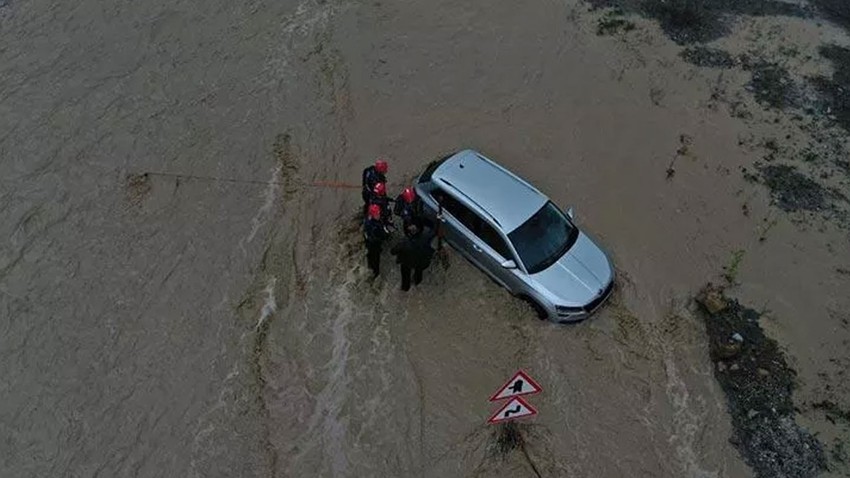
{"left": 677, "top": 133, "right": 693, "bottom": 157}
{"left": 741, "top": 166, "right": 760, "bottom": 183}
{"left": 490, "top": 422, "right": 543, "bottom": 478}
{"left": 125, "top": 173, "right": 152, "bottom": 206}
{"left": 696, "top": 282, "right": 726, "bottom": 314}
{"left": 757, "top": 217, "right": 779, "bottom": 242}
{"left": 493, "top": 422, "right": 523, "bottom": 456}
{"left": 273, "top": 132, "right": 301, "bottom": 200}
{"left": 717, "top": 339, "right": 742, "bottom": 360}
{"left": 666, "top": 133, "right": 694, "bottom": 180}
{"left": 722, "top": 249, "right": 746, "bottom": 285}
{"left": 596, "top": 10, "right": 636, "bottom": 36}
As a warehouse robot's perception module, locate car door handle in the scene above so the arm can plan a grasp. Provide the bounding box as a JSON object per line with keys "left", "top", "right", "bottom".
{"left": 472, "top": 244, "right": 482, "bottom": 252}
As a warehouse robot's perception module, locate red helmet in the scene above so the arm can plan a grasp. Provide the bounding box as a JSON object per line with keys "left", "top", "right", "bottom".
{"left": 373, "top": 182, "right": 386, "bottom": 196}
{"left": 367, "top": 204, "right": 382, "bottom": 220}
{"left": 401, "top": 187, "right": 416, "bottom": 203}
{"left": 375, "top": 159, "right": 388, "bottom": 174}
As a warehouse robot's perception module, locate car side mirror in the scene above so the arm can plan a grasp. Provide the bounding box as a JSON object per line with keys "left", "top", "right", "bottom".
{"left": 566, "top": 207, "right": 574, "bottom": 219}
{"left": 501, "top": 259, "right": 517, "bottom": 269}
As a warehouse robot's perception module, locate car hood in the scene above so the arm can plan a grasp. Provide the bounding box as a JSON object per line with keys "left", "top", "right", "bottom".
{"left": 530, "top": 232, "right": 613, "bottom": 305}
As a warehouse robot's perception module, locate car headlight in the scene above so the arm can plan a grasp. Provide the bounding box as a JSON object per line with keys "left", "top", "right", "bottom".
{"left": 556, "top": 305, "right": 583, "bottom": 315}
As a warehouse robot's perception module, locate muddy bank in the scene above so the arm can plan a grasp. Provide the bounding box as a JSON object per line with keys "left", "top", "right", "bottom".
{"left": 587, "top": 0, "right": 808, "bottom": 44}
{"left": 585, "top": 0, "right": 850, "bottom": 234}
{"left": 812, "top": 44, "right": 850, "bottom": 132}
{"left": 696, "top": 284, "right": 826, "bottom": 477}
{"left": 585, "top": 0, "right": 850, "bottom": 130}
{"left": 680, "top": 46, "right": 737, "bottom": 68}
{"left": 758, "top": 163, "right": 846, "bottom": 213}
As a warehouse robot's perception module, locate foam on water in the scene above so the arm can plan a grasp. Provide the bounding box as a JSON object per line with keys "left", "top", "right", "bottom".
{"left": 239, "top": 166, "right": 281, "bottom": 257}
{"left": 292, "top": 264, "right": 359, "bottom": 475}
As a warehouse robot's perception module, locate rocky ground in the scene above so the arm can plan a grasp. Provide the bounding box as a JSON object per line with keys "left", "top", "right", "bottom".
{"left": 698, "top": 283, "right": 827, "bottom": 477}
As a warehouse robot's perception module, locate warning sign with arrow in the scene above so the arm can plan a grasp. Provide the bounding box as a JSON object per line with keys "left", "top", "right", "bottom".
{"left": 489, "top": 369, "right": 543, "bottom": 401}
{"left": 487, "top": 396, "right": 538, "bottom": 424}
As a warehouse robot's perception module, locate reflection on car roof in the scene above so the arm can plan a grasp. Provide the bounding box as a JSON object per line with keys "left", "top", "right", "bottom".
{"left": 432, "top": 150, "right": 548, "bottom": 232}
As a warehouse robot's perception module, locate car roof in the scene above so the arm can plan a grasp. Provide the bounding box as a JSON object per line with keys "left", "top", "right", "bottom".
{"left": 432, "top": 150, "right": 548, "bottom": 232}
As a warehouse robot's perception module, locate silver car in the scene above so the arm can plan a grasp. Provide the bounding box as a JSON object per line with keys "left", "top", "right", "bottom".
{"left": 415, "top": 150, "right": 614, "bottom": 322}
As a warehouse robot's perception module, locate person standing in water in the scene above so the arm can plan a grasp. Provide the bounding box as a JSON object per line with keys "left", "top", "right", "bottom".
{"left": 362, "top": 159, "right": 388, "bottom": 213}
{"left": 363, "top": 204, "right": 390, "bottom": 277}
{"left": 390, "top": 223, "right": 436, "bottom": 291}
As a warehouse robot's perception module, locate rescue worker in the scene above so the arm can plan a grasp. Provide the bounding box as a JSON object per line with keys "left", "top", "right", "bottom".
{"left": 369, "top": 182, "right": 393, "bottom": 226}
{"left": 362, "top": 159, "right": 388, "bottom": 212}
{"left": 364, "top": 204, "right": 390, "bottom": 277}
{"left": 390, "top": 223, "right": 436, "bottom": 291}
{"left": 393, "top": 186, "right": 424, "bottom": 236}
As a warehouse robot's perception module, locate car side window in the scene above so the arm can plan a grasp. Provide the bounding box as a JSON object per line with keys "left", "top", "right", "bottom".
{"left": 437, "top": 191, "right": 478, "bottom": 232}
{"left": 435, "top": 188, "right": 513, "bottom": 260}
{"left": 477, "top": 222, "right": 512, "bottom": 260}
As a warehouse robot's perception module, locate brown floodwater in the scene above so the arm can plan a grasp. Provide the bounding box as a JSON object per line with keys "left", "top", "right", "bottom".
{"left": 2, "top": 0, "right": 848, "bottom": 476}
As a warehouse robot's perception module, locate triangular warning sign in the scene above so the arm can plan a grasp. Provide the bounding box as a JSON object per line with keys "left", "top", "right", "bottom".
{"left": 487, "top": 396, "right": 538, "bottom": 424}
{"left": 489, "top": 370, "right": 542, "bottom": 401}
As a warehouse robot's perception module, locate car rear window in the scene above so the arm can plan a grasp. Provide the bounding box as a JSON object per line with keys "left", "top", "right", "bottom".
{"left": 418, "top": 152, "right": 455, "bottom": 184}
{"left": 438, "top": 192, "right": 478, "bottom": 231}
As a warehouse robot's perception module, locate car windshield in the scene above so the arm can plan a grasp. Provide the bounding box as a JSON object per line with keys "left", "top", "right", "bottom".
{"left": 508, "top": 202, "right": 578, "bottom": 274}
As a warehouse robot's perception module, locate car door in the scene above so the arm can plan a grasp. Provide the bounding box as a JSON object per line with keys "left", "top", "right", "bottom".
{"left": 473, "top": 220, "right": 527, "bottom": 293}
{"left": 431, "top": 190, "right": 483, "bottom": 266}
{"left": 433, "top": 189, "right": 524, "bottom": 291}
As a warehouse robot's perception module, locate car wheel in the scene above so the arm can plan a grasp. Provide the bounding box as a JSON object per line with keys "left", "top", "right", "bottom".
{"left": 520, "top": 296, "right": 548, "bottom": 321}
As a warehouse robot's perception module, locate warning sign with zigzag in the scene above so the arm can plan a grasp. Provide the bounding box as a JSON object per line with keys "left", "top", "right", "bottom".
{"left": 487, "top": 396, "right": 538, "bottom": 424}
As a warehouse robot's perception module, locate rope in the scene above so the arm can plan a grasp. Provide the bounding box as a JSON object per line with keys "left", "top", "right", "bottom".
{"left": 138, "top": 171, "right": 404, "bottom": 190}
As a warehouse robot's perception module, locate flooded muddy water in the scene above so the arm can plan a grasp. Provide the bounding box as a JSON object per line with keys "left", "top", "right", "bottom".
{"left": 2, "top": 0, "right": 848, "bottom": 476}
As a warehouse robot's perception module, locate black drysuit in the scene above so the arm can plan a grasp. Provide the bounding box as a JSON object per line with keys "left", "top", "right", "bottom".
{"left": 390, "top": 227, "right": 435, "bottom": 291}
{"left": 361, "top": 166, "right": 386, "bottom": 206}
{"left": 364, "top": 217, "right": 390, "bottom": 277}
{"left": 369, "top": 195, "right": 393, "bottom": 225}
{"left": 393, "top": 196, "right": 424, "bottom": 236}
